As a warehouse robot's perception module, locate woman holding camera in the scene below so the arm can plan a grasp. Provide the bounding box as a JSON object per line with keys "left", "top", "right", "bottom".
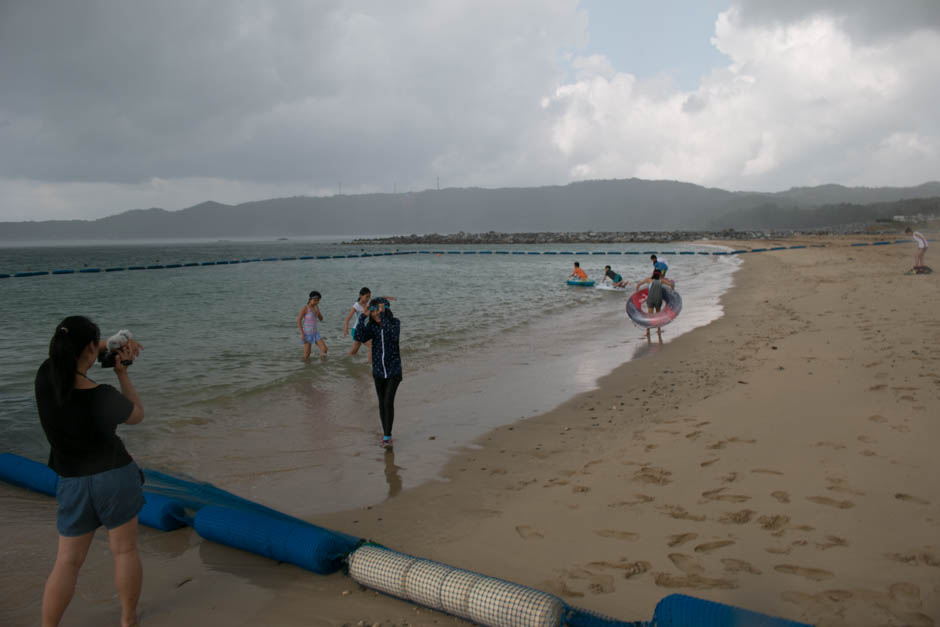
{"left": 34, "top": 315, "right": 144, "bottom": 627}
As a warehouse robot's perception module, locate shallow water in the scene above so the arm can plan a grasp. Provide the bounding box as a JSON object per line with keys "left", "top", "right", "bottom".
{"left": 0, "top": 239, "right": 740, "bottom": 518}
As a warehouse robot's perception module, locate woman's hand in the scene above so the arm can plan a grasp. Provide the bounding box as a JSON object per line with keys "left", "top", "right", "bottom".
{"left": 113, "top": 344, "right": 136, "bottom": 375}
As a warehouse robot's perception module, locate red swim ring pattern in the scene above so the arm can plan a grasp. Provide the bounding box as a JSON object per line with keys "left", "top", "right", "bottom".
{"left": 626, "top": 287, "right": 683, "bottom": 328}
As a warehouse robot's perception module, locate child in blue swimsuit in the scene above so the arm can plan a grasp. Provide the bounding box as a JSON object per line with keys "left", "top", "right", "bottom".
{"left": 297, "top": 291, "right": 328, "bottom": 359}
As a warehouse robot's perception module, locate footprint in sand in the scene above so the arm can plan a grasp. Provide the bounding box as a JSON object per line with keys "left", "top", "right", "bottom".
{"left": 515, "top": 525, "right": 544, "bottom": 539}
{"left": 868, "top": 414, "right": 888, "bottom": 423}
{"left": 885, "top": 549, "right": 940, "bottom": 567}
{"left": 815, "top": 535, "right": 848, "bottom": 550}
{"left": 826, "top": 478, "right": 865, "bottom": 496}
{"left": 656, "top": 505, "right": 706, "bottom": 522}
{"left": 633, "top": 466, "right": 673, "bottom": 485}
{"left": 694, "top": 540, "right": 736, "bottom": 554}
{"left": 774, "top": 564, "right": 835, "bottom": 581}
{"left": 721, "top": 558, "right": 762, "bottom": 575}
{"left": 758, "top": 514, "right": 790, "bottom": 531}
{"left": 895, "top": 493, "right": 931, "bottom": 505}
{"left": 595, "top": 529, "right": 639, "bottom": 542}
{"left": 814, "top": 441, "right": 847, "bottom": 450}
{"left": 668, "top": 553, "right": 705, "bottom": 575}
{"left": 719, "top": 472, "right": 739, "bottom": 483}
{"left": 701, "top": 487, "right": 751, "bottom": 503}
{"left": 586, "top": 559, "right": 651, "bottom": 579}
{"left": 700, "top": 458, "right": 720, "bottom": 467}
{"left": 771, "top": 491, "right": 791, "bottom": 504}
{"left": 719, "top": 509, "right": 756, "bottom": 525}
{"left": 608, "top": 494, "right": 655, "bottom": 508}
{"left": 765, "top": 546, "right": 792, "bottom": 555}
{"left": 807, "top": 496, "right": 855, "bottom": 509}
{"left": 667, "top": 533, "right": 698, "bottom": 547}
{"left": 571, "top": 485, "right": 591, "bottom": 494}
{"left": 727, "top": 437, "right": 756, "bottom": 444}
{"left": 751, "top": 468, "right": 784, "bottom": 475}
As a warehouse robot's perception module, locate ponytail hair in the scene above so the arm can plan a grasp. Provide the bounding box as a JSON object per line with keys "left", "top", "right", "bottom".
{"left": 47, "top": 315, "right": 100, "bottom": 406}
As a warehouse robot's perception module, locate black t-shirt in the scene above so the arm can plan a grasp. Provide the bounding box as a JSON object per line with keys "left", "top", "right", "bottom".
{"left": 35, "top": 359, "right": 134, "bottom": 477}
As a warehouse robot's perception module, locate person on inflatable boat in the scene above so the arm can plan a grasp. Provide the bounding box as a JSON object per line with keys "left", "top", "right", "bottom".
{"left": 569, "top": 261, "right": 588, "bottom": 281}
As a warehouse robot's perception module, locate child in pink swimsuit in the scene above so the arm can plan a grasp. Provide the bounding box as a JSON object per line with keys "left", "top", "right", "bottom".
{"left": 297, "top": 291, "right": 328, "bottom": 359}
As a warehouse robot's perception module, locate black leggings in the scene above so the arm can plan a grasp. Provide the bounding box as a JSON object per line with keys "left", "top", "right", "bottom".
{"left": 373, "top": 375, "right": 402, "bottom": 437}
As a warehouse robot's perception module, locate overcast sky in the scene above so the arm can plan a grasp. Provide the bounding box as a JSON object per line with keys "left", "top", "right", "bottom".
{"left": 1, "top": 0, "right": 938, "bottom": 221}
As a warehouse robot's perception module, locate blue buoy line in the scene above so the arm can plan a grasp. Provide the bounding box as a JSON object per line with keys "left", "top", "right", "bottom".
{"left": 0, "top": 238, "right": 927, "bottom": 279}
{"left": 0, "top": 452, "right": 811, "bottom": 627}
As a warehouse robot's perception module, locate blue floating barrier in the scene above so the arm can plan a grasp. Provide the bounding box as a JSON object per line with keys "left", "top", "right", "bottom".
{"left": 200, "top": 261, "right": 216, "bottom": 266}
{"left": 299, "top": 255, "right": 314, "bottom": 260}
{"left": 262, "top": 257, "right": 278, "bottom": 262}
{"left": 281, "top": 256, "right": 296, "bottom": 261}
{"left": 139, "top": 492, "right": 188, "bottom": 531}
{"left": 317, "top": 255, "right": 331, "bottom": 259}
{"left": 558, "top": 251, "right": 572, "bottom": 255}
{"left": 697, "top": 251, "right": 711, "bottom": 255}
{"left": 79, "top": 268, "right": 101, "bottom": 273}
{"left": 731, "top": 250, "right": 749, "bottom": 254}
{"left": 330, "top": 255, "right": 346, "bottom": 259}
{"left": 544, "top": 251, "right": 558, "bottom": 255}
{"left": 418, "top": 250, "right": 430, "bottom": 254}
{"left": 751, "top": 248, "right": 767, "bottom": 253}
{"left": 712, "top": 251, "right": 727, "bottom": 255}
{"left": 659, "top": 252, "right": 676, "bottom": 255}
{"left": 192, "top": 505, "right": 360, "bottom": 575}
{"left": 625, "top": 251, "right": 641, "bottom": 255}
{"left": 0, "top": 273, "right": 9, "bottom": 279}
{"left": 479, "top": 251, "right": 493, "bottom": 254}
{"left": 14, "top": 271, "right": 49, "bottom": 277}
{"left": 511, "top": 251, "right": 525, "bottom": 255}
{"left": 129, "top": 266, "right": 146, "bottom": 271}
{"left": 494, "top": 251, "right": 509, "bottom": 254}
{"left": 679, "top": 251, "right": 695, "bottom": 255}
{"left": 215, "top": 260, "right": 229, "bottom": 265}
{"left": 446, "top": 251, "right": 460, "bottom": 255}
{"left": 228, "top": 259, "right": 240, "bottom": 264}
{"left": 591, "top": 251, "right": 606, "bottom": 255}
{"left": 52, "top": 269, "right": 75, "bottom": 275}
{"left": 462, "top": 251, "right": 477, "bottom": 255}
{"left": 183, "top": 262, "right": 199, "bottom": 267}
{"left": 872, "top": 241, "right": 890, "bottom": 246}
{"left": 642, "top": 251, "right": 658, "bottom": 255}
{"left": 245, "top": 258, "right": 261, "bottom": 263}
{"left": 0, "top": 453, "right": 58, "bottom": 496}
{"left": 652, "top": 593, "right": 811, "bottom": 627}
{"left": 769, "top": 246, "right": 786, "bottom": 251}
{"left": 788, "top": 245, "right": 806, "bottom": 249}
{"left": 164, "top": 264, "right": 182, "bottom": 269}
{"left": 607, "top": 251, "right": 622, "bottom": 255}
{"left": 850, "top": 243, "right": 868, "bottom": 247}
{"left": 527, "top": 251, "right": 541, "bottom": 255}
{"left": 146, "top": 264, "right": 165, "bottom": 269}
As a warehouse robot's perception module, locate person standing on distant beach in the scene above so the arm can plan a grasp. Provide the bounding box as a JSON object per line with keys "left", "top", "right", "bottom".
{"left": 906, "top": 227, "right": 928, "bottom": 269}
{"left": 353, "top": 298, "right": 402, "bottom": 448}
{"left": 298, "top": 291, "right": 327, "bottom": 359}
{"left": 569, "top": 261, "right": 588, "bottom": 281}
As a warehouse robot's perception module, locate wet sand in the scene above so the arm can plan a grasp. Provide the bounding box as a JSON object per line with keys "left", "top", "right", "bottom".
{"left": 2, "top": 235, "right": 938, "bottom": 626}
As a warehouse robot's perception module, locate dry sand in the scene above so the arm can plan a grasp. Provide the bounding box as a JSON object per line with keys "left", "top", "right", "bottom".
{"left": 2, "top": 235, "right": 937, "bottom": 627}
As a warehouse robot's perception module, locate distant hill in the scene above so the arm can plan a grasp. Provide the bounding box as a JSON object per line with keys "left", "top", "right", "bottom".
{"left": 1, "top": 179, "right": 938, "bottom": 241}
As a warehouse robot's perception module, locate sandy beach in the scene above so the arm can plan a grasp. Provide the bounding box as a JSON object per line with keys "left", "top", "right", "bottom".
{"left": 2, "top": 234, "right": 937, "bottom": 627}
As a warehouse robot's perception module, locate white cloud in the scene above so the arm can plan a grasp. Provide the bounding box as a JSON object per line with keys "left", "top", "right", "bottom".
{"left": 545, "top": 5, "right": 940, "bottom": 190}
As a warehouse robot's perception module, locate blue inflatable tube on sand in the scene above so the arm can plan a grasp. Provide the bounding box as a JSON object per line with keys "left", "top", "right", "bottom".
{"left": 193, "top": 505, "right": 360, "bottom": 574}
{"left": 652, "top": 594, "right": 811, "bottom": 627}
{"left": 0, "top": 453, "right": 58, "bottom": 496}
{"left": 140, "top": 492, "right": 189, "bottom": 531}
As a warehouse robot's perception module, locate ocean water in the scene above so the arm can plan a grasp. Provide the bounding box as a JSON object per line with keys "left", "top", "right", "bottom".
{"left": 0, "top": 238, "right": 740, "bottom": 517}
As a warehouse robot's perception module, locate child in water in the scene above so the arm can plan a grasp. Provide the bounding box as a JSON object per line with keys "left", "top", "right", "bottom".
{"left": 298, "top": 291, "right": 327, "bottom": 359}
{"left": 569, "top": 261, "right": 588, "bottom": 281}
{"left": 634, "top": 270, "right": 674, "bottom": 341}
{"left": 603, "top": 265, "right": 629, "bottom": 288}
{"left": 347, "top": 288, "right": 396, "bottom": 357}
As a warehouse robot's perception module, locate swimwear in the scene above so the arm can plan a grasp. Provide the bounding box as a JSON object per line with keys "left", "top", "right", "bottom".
{"left": 302, "top": 306, "right": 319, "bottom": 344}
{"left": 647, "top": 280, "right": 664, "bottom": 309}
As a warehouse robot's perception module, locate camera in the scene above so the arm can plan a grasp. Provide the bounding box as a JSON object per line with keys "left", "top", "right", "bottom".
{"left": 98, "top": 329, "right": 134, "bottom": 368}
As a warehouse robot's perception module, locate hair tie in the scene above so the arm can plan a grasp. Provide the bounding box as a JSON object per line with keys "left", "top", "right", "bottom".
{"left": 58, "top": 326, "right": 69, "bottom": 334}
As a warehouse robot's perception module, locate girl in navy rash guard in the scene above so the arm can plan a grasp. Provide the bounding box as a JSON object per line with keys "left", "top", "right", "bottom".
{"left": 353, "top": 298, "right": 402, "bottom": 447}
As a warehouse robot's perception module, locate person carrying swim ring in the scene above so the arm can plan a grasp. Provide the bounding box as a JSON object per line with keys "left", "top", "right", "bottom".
{"left": 635, "top": 270, "right": 674, "bottom": 341}
{"left": 353, "top": 298, "right": 402, "bottom": 448}
{"left": 35, "top": 316, "right": 145, "bottom": 627}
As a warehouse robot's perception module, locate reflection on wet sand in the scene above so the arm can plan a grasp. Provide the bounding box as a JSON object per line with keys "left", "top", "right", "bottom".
{"left": 384, "top": 449, "right": 402, "bottom": 498}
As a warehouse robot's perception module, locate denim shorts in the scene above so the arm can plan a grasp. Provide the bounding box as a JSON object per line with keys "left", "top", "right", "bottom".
{"left": 56, "top": 461, "right": 145, "bottom": 536}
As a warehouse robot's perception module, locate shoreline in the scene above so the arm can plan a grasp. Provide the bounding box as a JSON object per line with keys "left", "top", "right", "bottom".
{"left": 1, "top": 235, "right": 937, "bottom": 626}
